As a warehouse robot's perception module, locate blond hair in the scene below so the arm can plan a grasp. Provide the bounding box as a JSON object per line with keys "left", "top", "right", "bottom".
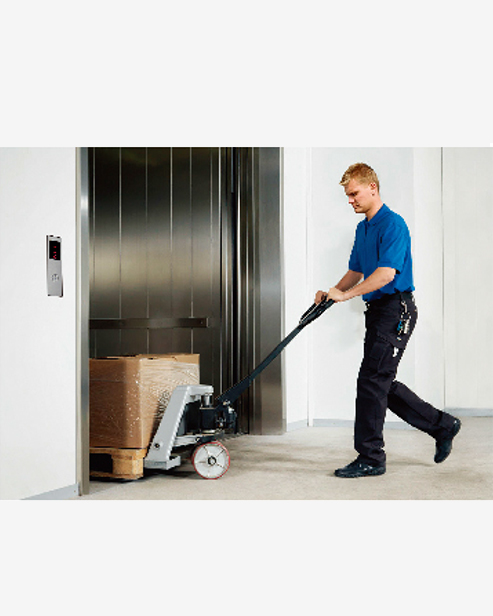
{"left": 340, "top": 163, "right": 380, "bottom": 192}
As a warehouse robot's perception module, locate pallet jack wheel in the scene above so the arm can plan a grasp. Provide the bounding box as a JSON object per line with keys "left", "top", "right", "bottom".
{"left": 191, "top": 441, "right": 230, "bottom": 479}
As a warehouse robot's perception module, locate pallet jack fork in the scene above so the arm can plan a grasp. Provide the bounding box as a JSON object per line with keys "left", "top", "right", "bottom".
{"left": 144, "top": 298, "right": 335, "bottom": 479}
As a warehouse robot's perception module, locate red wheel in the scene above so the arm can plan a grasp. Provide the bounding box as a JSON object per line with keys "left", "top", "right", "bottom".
{"left": 191, "top": 441, "right": 230, "bottom": 479}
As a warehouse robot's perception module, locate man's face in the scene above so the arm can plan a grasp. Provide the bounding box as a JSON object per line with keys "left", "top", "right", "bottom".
{"left": 344, "top": 179, "right": 376, "bottom": 215}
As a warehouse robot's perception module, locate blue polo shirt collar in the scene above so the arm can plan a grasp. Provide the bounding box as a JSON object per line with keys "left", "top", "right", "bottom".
{"left": 366, "top": 204, "right": 390, "bottom": 227}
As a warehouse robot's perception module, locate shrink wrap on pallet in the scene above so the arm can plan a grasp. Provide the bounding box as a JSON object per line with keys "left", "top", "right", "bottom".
{"left": 89, "top": 354, "right": 200, "bottom": 449}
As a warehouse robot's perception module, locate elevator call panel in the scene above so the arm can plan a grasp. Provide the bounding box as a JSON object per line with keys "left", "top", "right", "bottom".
{"left": 46, "top": 235, "right": 63, "bottom": 297}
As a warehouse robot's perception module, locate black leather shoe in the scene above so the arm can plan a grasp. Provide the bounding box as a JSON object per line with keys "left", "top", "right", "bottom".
{"left": 334, "top": 459, "right": 386, "bottom": 478}
{"left": 434, "top": 418, "right": 461, "bottom": 463}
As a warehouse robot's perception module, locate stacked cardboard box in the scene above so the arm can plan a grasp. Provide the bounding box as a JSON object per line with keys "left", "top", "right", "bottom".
{"left": 90, "top": 354, "right": 200, "bottom": 449}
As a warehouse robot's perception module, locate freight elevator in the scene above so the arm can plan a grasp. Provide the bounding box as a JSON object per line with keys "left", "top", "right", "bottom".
{"left": 85, "top": 148, "right": 284, "bottom": 483}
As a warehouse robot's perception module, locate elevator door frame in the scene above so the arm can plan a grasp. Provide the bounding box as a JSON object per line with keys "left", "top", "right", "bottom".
{"left": 76, "top": 147, "right": 284, "bottom": 496}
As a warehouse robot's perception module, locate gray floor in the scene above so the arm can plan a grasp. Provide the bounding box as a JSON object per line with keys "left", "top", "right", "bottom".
{"left": 79, "top": 416, "right": 492, "bottom": 500}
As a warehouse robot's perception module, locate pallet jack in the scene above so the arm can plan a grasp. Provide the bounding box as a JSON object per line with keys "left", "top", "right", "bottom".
{"left": 144, "top": 298, "right": 335, "bottom": 479}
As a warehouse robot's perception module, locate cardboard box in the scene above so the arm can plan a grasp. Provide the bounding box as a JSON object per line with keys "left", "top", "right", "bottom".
{"left": 90, "top": 354, "right": 200, "bottom": 449}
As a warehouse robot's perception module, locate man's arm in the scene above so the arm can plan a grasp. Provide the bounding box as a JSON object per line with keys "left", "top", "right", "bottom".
{"left": 314, "top": 270, "right": 363, "bottom": 304}
{"left": 327, "top": 267, "right": 396, "bottom": 302}
{"left": 335, "top": 270, "right": 364, "bottom": 293}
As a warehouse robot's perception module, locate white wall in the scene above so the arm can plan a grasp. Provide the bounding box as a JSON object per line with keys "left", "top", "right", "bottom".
{"left": 443, "top": 148, "right": 493, "bottom": 411}
{"left": 0, "top": 148, "right": 78, "bottom": 499}
{"left": 412, "top": 149, "right": 444, "bottom": 408}
{"left": 283, "top": 148, "right": 452, "bottom": 428}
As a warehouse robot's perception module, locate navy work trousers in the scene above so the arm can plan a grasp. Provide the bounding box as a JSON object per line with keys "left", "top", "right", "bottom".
{"left": 355, "top": 293, "right": 456, "bottom": 466}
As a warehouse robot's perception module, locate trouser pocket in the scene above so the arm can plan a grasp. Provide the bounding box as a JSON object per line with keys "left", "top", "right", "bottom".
{"left": 366, "top": 331, "right": 406, "bottom": 374}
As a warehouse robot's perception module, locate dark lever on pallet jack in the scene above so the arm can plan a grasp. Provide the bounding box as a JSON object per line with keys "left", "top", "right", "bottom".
{"left": 215, "top": 298, "right": 335, "bottom": 408}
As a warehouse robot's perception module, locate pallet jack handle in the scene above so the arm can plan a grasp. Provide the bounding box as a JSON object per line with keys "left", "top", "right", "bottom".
{"left": 298, "top": 297, "right": 335, "bottom": 328}
{"left": 215, "top": 297, "right": 335, "bottom": 407}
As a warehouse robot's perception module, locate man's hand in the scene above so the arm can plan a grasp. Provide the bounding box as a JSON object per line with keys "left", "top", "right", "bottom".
{"left": 326, "top": 287, "right": 347, "bottom": 302}
{"left": 314, "top": 271, "right": 363, "bottom": 304}
{"left": 315, "top": 288, "right": 348, "bottom": 303}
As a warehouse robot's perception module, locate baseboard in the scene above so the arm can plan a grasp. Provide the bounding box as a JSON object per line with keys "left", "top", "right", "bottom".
{"left": 287, "top": 420, "right": 309, "bottom": 432}
{"left": 312, "top": 419, "right": 352, "bottom": 428}
{"left": 303, "top": 409, "right": 493, "bottom": 432}
{"left": 312, "top": 419, "right": 416, "bottom": 430}
{"left": 446, "top": 408, "right": 493, "bottom": 417}
{"left": 25, "top": 483, "right": 80, "bottom": 500}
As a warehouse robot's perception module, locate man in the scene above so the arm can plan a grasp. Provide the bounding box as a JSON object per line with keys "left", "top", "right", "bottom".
{"left": 315, "top": 163, "right": 461, "bottom": 478}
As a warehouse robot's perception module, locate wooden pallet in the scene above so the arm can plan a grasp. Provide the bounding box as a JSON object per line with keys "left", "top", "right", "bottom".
{"left": 90, "top": 447, "right": 147, "bottom": 480}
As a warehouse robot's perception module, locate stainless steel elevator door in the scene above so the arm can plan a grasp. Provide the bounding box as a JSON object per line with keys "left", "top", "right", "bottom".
{"left": 89, "top": 147, "right": 223, "bottom": 393}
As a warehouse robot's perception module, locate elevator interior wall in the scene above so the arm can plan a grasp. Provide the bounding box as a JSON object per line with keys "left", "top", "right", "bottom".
{"left": 89, "top": 147, "right": 225, "bottom": 396}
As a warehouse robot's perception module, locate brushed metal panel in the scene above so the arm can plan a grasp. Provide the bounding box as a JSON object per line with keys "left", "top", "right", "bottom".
{"left": 191, "top": 148, "right": 216, "bottom": 388}
{"left": 171, "top": 147, "right": 193, "bottom": 315}
{"left": 236, "top": 148, "right": 284, "bottom": 435}
{"left": 91, "top": 147, "right": 122, "bottom": 356}
{"left": 77, "top": 147, "right": 90, "bottom": 495}
{"left": 91, "top": 147, "right": 120, "bottom": 319}
{"left": 238, "top": 147, "right": 257, "bottom": 434}
{"left": 210, "top": 148, "right": 222, "bottom": 393}
{"left": 170, "top": 330, "right": 193, "bottom": 355}
{"left": 120, "top": 147, "right": 148, "bottom": 319}
{"left": 93, "top": 330, "right": 122, "bottom": 357}
{"left": 146, "top": 147, "right": 173, "bottom": 355}
{"left": 88, "top": 150, "right": 97, "bottom": 360}
{"left": 255, "top": 147, "right": 284, "bottom": 434}
{"left": 147, "top": 147, "right": 172, "bottom": 319}
{"left": 148, "top": 329, "right": 174, "bottom": 354}
{"left": 171, "top": 147, "right": 193, "bottom": 353}
{"left": 89, "top": 148, "right": 95, "bottom": 313}
{"left": 220, "top": 147, "right": 235, "bottom": 397}
{"left": 191, "top": 148, "right": 213, "bottom": 314}
{"left": 89, "top": 329, "right": 97, "bottom": 358}
{"left": 121, "top": 329, "right": 148, "bottom": 356}
{"left": 119, "top": 147, "right": 148, "bottom": 354}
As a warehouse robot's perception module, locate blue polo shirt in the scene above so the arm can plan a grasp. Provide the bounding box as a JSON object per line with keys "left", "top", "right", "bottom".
{"left": 348, "top": 204, "right": 414, "bottom": 302}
